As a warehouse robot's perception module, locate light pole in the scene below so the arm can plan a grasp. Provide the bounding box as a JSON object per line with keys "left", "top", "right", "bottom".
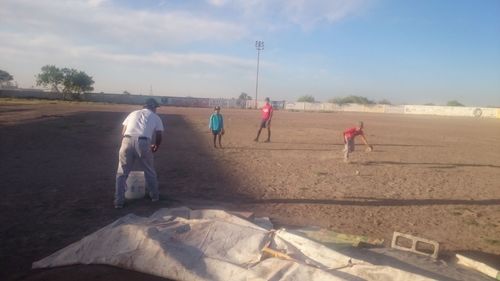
{"left": 255, "top": 40, "right": 264, "bottom": 109}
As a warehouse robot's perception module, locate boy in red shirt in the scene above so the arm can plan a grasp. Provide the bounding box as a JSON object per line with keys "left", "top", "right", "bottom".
{"left": 343, "top": 121, "right": 372, "bottom": 162}
{"left": 254, "top": 97, "right": 273, "bottom": 142}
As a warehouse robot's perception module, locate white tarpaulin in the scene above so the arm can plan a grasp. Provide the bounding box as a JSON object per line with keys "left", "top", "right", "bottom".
{"left": 33, "top": 207, "right": 435, "bottom": 281}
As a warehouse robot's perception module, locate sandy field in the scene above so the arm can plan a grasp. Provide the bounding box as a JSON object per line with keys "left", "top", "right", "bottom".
{"left": 1, "top": 99, "right": 499, "bottom": 280}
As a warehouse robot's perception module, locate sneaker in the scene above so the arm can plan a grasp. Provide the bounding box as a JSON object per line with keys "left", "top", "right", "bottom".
{"left": 114, "top": 204, "right": 123, "bottom": 209}
{"left": 264, "top": 139, "right": 271, "bottom": 143}
{"left": 253, "top": 138, "right": 258, "bottom": 142}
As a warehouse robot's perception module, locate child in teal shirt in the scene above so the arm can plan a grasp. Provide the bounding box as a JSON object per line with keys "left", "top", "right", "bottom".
{"left": 209, "top": 106, "right": 224, "bottom": 148}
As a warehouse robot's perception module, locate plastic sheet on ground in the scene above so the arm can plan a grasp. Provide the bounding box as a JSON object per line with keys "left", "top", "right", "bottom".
{"left": 33, "top": 207, "right": 435, "bottom": 281}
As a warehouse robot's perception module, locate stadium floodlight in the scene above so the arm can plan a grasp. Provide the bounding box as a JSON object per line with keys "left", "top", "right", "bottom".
{"left": 255, "top": 40, "right": 264, "bottom": 109}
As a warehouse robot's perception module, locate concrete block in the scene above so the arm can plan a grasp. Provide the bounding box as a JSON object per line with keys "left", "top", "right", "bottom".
{"left": 391, "top": 231, "right": 439, "bottom": 259}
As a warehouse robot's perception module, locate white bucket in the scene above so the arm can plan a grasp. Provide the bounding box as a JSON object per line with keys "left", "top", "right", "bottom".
{"left": 125, "top": 171, "right": 146, "bottom": 199}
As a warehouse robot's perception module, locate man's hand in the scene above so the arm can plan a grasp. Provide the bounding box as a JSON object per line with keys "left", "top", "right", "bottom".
{"left": 365, "top": 145, "right": 373, "bottom": 152}
{"left": 151, "top": 144, "right": 160, "bottom": 153}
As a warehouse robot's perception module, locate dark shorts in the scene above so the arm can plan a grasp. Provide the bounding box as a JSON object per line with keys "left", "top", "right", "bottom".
{"left": 345, "top": 138, "right": 355, "bottom": 152}
{"left": 260, "top": 119, "right": 270, "bottom": 128}
{"left": 212, "top": 130, "right": 221, "bottom": 135}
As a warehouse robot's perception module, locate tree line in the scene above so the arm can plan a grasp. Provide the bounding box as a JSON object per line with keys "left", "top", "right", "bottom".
{"left": 296, "top": 94, "right": 465, "bottom": 106}
{"left": 0, "top": 65, "right": 94, "bottom": 100}
{"left": 35, "top": 65, "right": 94, "bottom": 100}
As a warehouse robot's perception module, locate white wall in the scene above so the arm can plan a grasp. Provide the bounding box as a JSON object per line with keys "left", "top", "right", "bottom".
{"left": 283, "top": 102, "right": 498, "bottom": 118}
{"left": 284, "top": 102, "right": 406, "bottom": 114}
{"left": 404, "top": 105, "right": 498, "bottom": 118}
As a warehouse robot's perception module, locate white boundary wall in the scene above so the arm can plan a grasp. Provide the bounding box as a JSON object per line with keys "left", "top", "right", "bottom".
{"left": 284, "top": 102, "right": 499, "bottom": 119}
{"left": 404, "top": 105, "right": 499, "bottom": 118}
{"left": 285, "top": 102, "right": 405, "bottom": 114}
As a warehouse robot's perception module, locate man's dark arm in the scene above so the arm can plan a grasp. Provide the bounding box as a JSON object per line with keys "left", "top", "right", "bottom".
{"left": 151, "top": 131, "right": 162, "bottom": 152}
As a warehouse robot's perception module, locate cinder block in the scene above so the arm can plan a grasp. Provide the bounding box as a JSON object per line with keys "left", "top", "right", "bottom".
{"left": 391, "top": 232, "right": 439, "bottom": 259}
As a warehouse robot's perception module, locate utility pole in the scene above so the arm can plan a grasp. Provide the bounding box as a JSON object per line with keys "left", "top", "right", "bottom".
{"left": 255, "top": 40, "right": 264, "bottom": 109}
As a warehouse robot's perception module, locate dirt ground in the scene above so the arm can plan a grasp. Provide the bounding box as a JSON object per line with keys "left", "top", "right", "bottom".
{"left": 1, "top": 99, "right": 499, "bottom": 280}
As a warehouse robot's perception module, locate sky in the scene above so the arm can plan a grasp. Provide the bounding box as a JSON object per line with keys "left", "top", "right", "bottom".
{"left": 1, "top": 0, "right": 499, "bottom": 106}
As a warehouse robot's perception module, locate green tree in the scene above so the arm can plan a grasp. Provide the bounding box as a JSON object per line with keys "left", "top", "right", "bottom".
{"left": 378, "top": 99, "right": 392, "bottom": 105}
{"left": 0, "top": 69, "right": 13, "bottom": 84}
{"left": 328, "top": 97, "right": 346, "bottom": 105}
{"left": 61, "top": 68, "right": 94, "bottom": 97}
{"left": 236, "top": 92, "right": 252, "bottom": 108}
{"left": 36, "top": 65, "right": 94, "bottom": 99}
{"left": 446, "top": 100, "right": 464, "bottom": 107}
{"left": 0, "top": 69, "right": 17, "bottom": 89}
{"left": 328, "top": 95, "right": 374, "bottom": 105}
{"left": 297, "top": 95, "right": 315, "bottom": 102}
{"left": 36, "top": 65, "right": 64, "bottom": 93}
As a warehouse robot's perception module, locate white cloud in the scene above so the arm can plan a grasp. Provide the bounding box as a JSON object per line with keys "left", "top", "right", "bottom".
{"left": 0, "top": 0, "right": 369, "bottom": 53}
{"left": 93, "top": 51, "right": 256, "bottom": 69}
{"left": 87, "top": 0, "right": 107, "bottom": 8}
{"left": 0, "top": 31, "right": 255, "bottom": 69}
{"left": 207, "top": 0, "right": 230, "bottom": 7}
{"left": 206, "top": 0, "right": 370, "bottom": 29}
{"left": 0, "top": 0, "right": 247, "bottom": 48}
{"left": 282, "top": 0, "right": 367, "bottom": 28}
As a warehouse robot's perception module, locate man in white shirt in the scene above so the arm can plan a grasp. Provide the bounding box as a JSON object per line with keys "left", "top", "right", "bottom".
{"left": 114, "top": 98, "right": 164, "bottom": 208}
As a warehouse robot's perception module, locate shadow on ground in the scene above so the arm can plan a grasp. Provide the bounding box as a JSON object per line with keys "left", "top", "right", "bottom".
{"left": 0, "top": 110, "right": 238, "bottom": 281}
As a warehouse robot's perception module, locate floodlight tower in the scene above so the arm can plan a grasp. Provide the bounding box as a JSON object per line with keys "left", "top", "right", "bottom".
{"left": 255, "top": 40, "right": 264, "bottom": 109}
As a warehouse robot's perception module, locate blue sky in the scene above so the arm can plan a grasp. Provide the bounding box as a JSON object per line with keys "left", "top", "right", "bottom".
{"left": 1, "top": 0, "right": 499, "bottom": 106}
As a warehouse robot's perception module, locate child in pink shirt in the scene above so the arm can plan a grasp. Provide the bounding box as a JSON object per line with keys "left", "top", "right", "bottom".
{"left": 254, "top": 97, "right": 273, "bottom": 142}
{"left": 343, "top": 121, "right": 372, "bottom": 162}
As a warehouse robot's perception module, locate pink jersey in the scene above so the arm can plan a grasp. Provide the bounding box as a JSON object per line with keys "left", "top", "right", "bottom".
{"left": 343, "top": 127, "right": 363, "bottom": 140}
{"left": 261, "top": 103, "right": 273, "bottom": 120}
